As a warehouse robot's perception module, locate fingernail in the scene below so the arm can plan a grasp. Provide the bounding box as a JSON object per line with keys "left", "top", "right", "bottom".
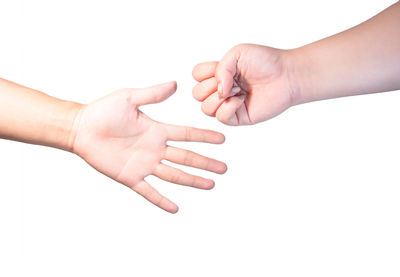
{"left": 218, "top": 83, "right": 223, "bottom": 98}
{"left": 231, "top": 86, "right": 241, "bottom": 94}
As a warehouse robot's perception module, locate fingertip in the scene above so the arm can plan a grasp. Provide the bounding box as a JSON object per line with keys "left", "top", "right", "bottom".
{"left": 192, "top": 62, "right": 218, "bottom": 82}
{"left": 215, "top": 95, "right": 246, "bottom": 126}
{"left": 157, "top": 192, "right": 179, "bottom": 214}
{"left": 216, "top": 112, "right": 236, "bottom": 126}
{"left": 218, "top": 133, "right": 226, "bottom": 144}
{"left": 207, "top": 131, "right": 226, "bottom": 144}
{"left": 208, "top": 180, "right": 216, "bottom": 190}
{"left": 172, "top": 205, "right": 179, "bottom": 214}
{"left": 167, "top": 203, "right": 179, "bottom": 214}
{"left": 159, "top": 81, "right": 177, "bottom": 100}
{"left": 165, "top": 80, "right": 177, "bottom": 92}
{"left": 192, "top": 63, "right": 201, "bottom": 80}
{"left": 192, "top": 85, "right": 199, "bottom": 101}
{"left": 212, "top": 132, "right": 225, "bottom": 144}
{"left": 135, "top": 81, "right": 178, "bottom": 106}
{"left": 192, "top": 83, "right": 207, "bottom": 102}
{"left": 218, "top": 163, "right": 228, "bottom": 174}
{"left": 215, "top": 110, "right": 227, "bottom": 123}
{"left": 156, "top": 81, "right": 177, "bottom": 92}
{"left": 218, "top": 118, "right": 239, "bottom": 126}
{"left": 201, "top": 101, "right": 215, "bottom": 117}
{"left": 192, "top": 77, "right": 218, "bottom": 102}
{"left": 204, "top": 179, "right": 215, "bottom": 190}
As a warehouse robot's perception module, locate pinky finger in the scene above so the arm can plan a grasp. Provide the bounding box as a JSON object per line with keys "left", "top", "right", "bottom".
{"left": 216, "top": 95, "right": 246, "bottom": 126}
{"left": 131, "top": 180, "right": 179, "bottom": 213}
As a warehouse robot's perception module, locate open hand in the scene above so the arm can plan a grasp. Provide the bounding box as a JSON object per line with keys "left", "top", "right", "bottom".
{"left": 192, "top": 44, "right": 298, "bottom": 125}
{"left": 71, "top": 82, "right": 227, "bottom": 213}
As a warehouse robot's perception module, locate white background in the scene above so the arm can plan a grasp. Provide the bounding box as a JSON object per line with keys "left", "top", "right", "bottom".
{"left": 1, "top": 0, "right": 399, "bottom": 276}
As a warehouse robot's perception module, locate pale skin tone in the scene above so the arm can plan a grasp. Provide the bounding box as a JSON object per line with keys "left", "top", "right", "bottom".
{"left": 2, "top": 2, "right": 399, "bottom": 214}
{"left": 192, "top": 2, "right": 400, "bottom": 125}
{"left": 0, "top": 80, "right": 227, "bottom": 213}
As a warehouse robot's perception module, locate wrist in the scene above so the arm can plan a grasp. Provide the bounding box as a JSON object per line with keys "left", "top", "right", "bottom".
{"left": 283, "top": 47, "right": 315, "bottom": 105}
{"left": 15, "top": 97, "right": 85, "bottom": 152}
{"left": 47, "top": 99, "right": 85, "bottom": 153}
{"left": 66, "top": 102, "right": 86, "bottom": 154}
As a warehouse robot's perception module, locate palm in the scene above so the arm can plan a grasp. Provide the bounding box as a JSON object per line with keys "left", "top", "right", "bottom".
{"left": 74, "top": 91, "right": 164, "bottom": 185}
{"left": 72, "top": 83, "right": 227, "bottom": 213}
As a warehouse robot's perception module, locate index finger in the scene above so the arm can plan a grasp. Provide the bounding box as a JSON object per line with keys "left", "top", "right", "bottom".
{"left": 192, "top": 62, "right": 218, "bottom": 82}
{"left": 164, "top": 124, "right": 225, "bottom": 144}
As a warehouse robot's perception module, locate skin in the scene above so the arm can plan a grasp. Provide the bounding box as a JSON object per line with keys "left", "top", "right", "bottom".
{"left": 0, "top": 80, "right": 227, "bottom": 213}
{"left": 192, "top": 2, "right": 400, "bottom": 126}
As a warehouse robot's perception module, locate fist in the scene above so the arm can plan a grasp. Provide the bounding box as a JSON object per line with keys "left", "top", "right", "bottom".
{"left": 192, "top": 44, "right": 298, "bottom": 125}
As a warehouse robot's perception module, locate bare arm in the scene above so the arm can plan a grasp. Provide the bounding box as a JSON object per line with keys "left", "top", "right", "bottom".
{"left": 292, "top": 1, "right": 400, "bottom": 104}
{"left": 0, "top": 79, "right": 227, "bottom": 213}
{"left": 0, "top": 78, "right": 81, "bottom": 151}
{"left": 192, "top": 2, "right": 400, "bottom": 125}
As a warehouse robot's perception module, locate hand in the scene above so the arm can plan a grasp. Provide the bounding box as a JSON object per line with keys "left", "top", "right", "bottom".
{"left": 192, "top": 44, "right": 298, "bottom": 125}
{"left": 71, "top": 82, "right": 227, "bottom": 213}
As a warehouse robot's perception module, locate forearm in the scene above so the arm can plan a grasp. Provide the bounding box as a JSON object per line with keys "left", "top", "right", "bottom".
{"left": 289, "top": 2, "right": 400, "bottom": 104}
{"left": 0, "top": 78, "right": 83, "bottom": 151}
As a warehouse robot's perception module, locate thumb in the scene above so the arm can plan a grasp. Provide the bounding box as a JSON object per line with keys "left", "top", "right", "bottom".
{"left": 216, "top": 46, "right": 241, "bottom": 99}
{"left": 131, "top": 81, "right": 177, "bottom": 106}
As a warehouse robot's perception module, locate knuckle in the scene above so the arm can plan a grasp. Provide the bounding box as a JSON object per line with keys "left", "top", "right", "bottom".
{"left": 217, "top": 112, "right": 236, "bottom": 126}
{"left": 170, "top": 171, "right": 183, "bottom": 184}
{"left": 183, "top": 151, "right": 194, "bottom": 165}
{"left": 192, "top": 84, "right": 202, "bottom": 100}
{"left": 216, "top": 110, "right": 229, "bottom": 123}
{"left": 185, "top": 127, "right": 192, "bottom": 141}
{"left": 201, "top": 102, "right": 214, "bottom": 116}
{"left": 128, "top": 182, "right": 138, "bottom": 191}
{"left": 189, "top": 177, "right": 197, "bottom": 187}
{"left": 203, "top": 157, "right": 211, "bottom": 171}
{"left": 233, "top": 43, "right": 247, "bottom": 52}
{"left": 192, "top": 64, "right": 200, "bottom": 79}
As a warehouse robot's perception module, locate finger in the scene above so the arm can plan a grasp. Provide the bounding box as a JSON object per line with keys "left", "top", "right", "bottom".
{"left": 164, "top": 124, "right": 225, "bottom": 144}
{"left": 164, "top": 146, "right": 227, "bottom": 174}
{"left": 131, "top": 180, "right": 179, "bottom": 213}
{"left": 153, "top": 163, "right": 215, "bottom": 190}
{"left": 235, "top": 99, "right": 252, "bottom": 125}
{"left": 192, "top": 62, "right": 218, "bottom": 82}
{"left": 192, "top": 77, "right": 217, "bottom": 102}
{"left": 129, "top": 81, "right": 177, "bottom": 106}
{"left": 201, "top": 83, "right": 244, "bottom": 116}
{"left": 216, "top": 46, "right": 242, "bottom": 99}
{"left": 216, "top": 95, "right": 246, "bottom": 126}
{"left": 201, "top": 91, "right": 225, "bottom": 116}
